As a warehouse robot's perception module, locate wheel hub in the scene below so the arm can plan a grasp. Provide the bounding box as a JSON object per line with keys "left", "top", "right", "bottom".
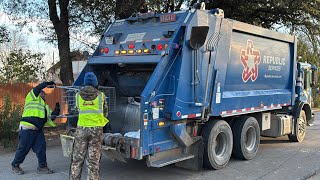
{"left": 298, "top": 116, "right": 306, "bottom": 136}
{"left": 245, "top": 126, "right": 256, "bottom": 151}
{"left": 215, "top": 132, "right": 227, "bottom": 158}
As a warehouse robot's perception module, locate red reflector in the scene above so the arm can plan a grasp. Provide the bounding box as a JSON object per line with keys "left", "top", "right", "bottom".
{"left": 157, "top": 44, "right": 163, "bottom": 51}
{"left": 176, "top": 111, "right": 181, "bottom": 117}
{"left": 131, "top": 147, "right": 136, "bottom": 158}
{"left": 193, "top": 126, "right": 197, "bottom": 137}
{"left": 128, "top": 44, "right": 135, "bottom": 49}
{"left": 105, "top": 47, "right": 109, "bottom": 53}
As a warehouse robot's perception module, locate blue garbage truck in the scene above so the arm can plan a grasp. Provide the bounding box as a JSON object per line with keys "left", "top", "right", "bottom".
{"left": 68, "top": 8, "right": 317, "bottom": 170}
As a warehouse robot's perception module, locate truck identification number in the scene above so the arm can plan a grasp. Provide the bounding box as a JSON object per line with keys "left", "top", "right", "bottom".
{"left": 160, "top": 14, "right": 176, "bottom": 23}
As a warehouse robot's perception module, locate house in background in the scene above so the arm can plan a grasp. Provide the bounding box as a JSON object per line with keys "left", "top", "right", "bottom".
{"left": 47, "top": 51, "right": 88, "bottom": 83}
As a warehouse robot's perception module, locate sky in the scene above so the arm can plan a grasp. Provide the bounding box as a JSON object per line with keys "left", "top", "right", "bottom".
{"left": 0, "top": 9, "right": 100, "bottom": 69}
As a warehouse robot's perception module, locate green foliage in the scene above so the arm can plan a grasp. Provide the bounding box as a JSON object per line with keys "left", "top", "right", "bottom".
{"left": 206, "top": 1, "right": 320, "bottom": 53}
{"left": 297, "top": 38, "right": 319, "bottom": 66}
{"left": 297, "top": 39, "right": 320, "bottom": 107}
{"left": 0, "top": 96, "right": 22, "bottom": 148}
{"left": 0, "top": 50, "right": 45, "bottom": 83}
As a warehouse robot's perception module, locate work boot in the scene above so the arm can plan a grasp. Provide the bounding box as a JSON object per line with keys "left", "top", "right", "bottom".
{"left": 12, "top": 165, "right": 24, "bottom": 175}
{"left": 37, "top": 166, "right": 54, "bottom": 174}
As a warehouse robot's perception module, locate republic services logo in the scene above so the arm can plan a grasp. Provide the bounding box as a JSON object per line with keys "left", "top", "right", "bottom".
{"left": 240, "top": 40, "right": 261, "bottom": 82}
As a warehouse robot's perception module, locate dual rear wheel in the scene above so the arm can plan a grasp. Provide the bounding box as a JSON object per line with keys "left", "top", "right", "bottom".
{"left": 202, "top": 116, "right": 260, "bottom": 169}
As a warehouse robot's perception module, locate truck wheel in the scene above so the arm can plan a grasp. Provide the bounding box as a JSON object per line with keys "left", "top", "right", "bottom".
{"left": 232, "top": 116, "right": 260, "bottom": 160}
{"left": 288, "top": 110, "right": 306, "bottom": 142}
{"left": 202, "top": 120, "right": 233, "bottom": 169}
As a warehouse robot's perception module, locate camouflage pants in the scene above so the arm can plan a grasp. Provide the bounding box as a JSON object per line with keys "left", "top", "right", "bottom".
{"left": 69, "top": 126, "right": 103, "bottom": 180}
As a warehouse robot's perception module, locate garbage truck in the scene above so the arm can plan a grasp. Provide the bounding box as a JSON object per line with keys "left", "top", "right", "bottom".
{"left": 63, "top": 7, "right": 317, "bottom": 170}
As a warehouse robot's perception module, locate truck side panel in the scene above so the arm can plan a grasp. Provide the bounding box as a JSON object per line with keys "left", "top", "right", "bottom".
{"left": 211, "top": 19, "right": 296, "bottom": 116}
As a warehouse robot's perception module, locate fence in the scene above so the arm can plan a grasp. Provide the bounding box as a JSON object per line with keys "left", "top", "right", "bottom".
{"left": 0, "top": 83, "right": 67, "bottom": 123}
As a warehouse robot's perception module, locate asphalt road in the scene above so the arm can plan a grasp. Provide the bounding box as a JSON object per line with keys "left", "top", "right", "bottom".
{"left": 1, "top": 112, "right": 320, "bottom": 180}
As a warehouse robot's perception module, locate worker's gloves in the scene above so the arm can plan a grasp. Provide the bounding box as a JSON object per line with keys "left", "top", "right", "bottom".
{"left": 46, "top": 81, "right": 56, "bottom": 88}
{"left": 47, "top": 81, "right": 56, "bottom": 85}
{"left": 51, "top": 102, "right": 60, "bottom": 119}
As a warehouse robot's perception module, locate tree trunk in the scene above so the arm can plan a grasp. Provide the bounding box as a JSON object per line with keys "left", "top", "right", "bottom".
{"left": 48, "top": 0, "right": 73, "bottom": 85}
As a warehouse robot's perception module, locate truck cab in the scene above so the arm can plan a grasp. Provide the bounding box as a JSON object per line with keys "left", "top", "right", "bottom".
{"left": 296, "top": 62, "right": 317, "bottom": 125}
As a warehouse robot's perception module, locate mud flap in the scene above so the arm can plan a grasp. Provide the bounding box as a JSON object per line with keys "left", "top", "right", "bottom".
{"left": 175, "top": 138, "right": 204, "bottom": 171}
{"left": 102, "top": 146, "right": 127, "bottom": 163}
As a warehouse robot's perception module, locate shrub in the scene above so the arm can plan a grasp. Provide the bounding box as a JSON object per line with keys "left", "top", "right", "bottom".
{"left": 0, "top": 96, "right": 22, "bottom": 148}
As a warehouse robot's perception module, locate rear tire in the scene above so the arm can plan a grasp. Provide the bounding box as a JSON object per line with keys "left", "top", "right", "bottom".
{"left": 202, "top": 120, "right": 233, "bottom": 169}
{"left": 232, "top": 116, "right": 260, "bottom": 160}
{"left": 288, "top": 110, "right": 306, "bottom": 142}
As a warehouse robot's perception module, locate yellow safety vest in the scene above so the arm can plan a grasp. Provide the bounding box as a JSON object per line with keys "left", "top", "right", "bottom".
{"left": 44, "top": 105, "right": 56, "bottom": 127}
{"left": 76, "top": 92, "right": 109, "bottom": 127}
{"left": 22, "top": 90, "right": 46, "bottom": 118}
{"left": 20, "top": 90, "right": 56, "bottom": 128}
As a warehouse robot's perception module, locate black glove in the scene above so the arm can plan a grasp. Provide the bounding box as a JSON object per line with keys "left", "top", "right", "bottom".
{"left": 47, "top": 81, "right": 56, "bottom": 88}
{"left": 51, "top": 102, "right": 60, "bottom": 117}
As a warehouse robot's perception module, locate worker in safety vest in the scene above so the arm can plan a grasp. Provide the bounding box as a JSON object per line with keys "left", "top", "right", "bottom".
{"left": 11, "top": 81, "right": 60, "bottom": 175}
{"left": 69, "top": 72, "right": 109, "bottom": 180}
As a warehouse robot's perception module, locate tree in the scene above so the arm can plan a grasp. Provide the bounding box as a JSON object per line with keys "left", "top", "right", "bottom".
{"left": 3, "top": 0, "right": 147, "bottom": 85}
{"left": 0, "top": 50, "right": 45, "bottom": 83}
{"left": 206, "top": 0, "right": 320, "bottom": 52}
{"left": 47, "top": 0, "right": 73, "bottom": 85}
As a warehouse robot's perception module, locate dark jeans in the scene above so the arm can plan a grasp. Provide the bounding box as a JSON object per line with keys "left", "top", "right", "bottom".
{"left": 11, "top": 129, "right": 47, "bottom": 168}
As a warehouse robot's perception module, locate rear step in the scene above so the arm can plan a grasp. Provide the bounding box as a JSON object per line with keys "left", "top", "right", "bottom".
{"left": 146, "top": 147, "right": 196, "bottom": 168}
{"left": 148, "top": 154, "right": 195, "bottom": 168}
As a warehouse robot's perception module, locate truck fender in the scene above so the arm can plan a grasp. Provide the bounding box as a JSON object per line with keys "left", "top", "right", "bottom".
{"left": 293, "top": 101, "right": 312, "bottom": 124}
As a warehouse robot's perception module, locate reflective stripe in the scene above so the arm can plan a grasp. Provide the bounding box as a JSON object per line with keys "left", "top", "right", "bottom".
{"left": 76, "top": 93, "right": 80, "bottom": 108}
{"left": 20, "top": 121, "right": 36, "bottom": 127}
{"left": 29, "top": 91, "right": 36, "bottom": 100}
{"left": 296, "top": 82, "right": 303, "bottom": 87}
{"left": 24, "top": 106, "right": 45, "bottom": 111}
{"left": 25, "top": 102, "right": 43, "bottom": 106}
{"left": 98, "top": 92, "right": 103, "bottom": 110}
{"left": 79, "top": 109, "right": 103, "bottom": 114}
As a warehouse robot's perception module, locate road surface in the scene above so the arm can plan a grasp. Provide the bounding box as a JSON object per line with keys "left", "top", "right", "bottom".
{"left": 1, "top": 112, "right": 320, "bottom": 180}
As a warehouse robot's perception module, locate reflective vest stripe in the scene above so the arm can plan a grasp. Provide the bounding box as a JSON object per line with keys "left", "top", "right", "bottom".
{"left": 76, "top": 93, "right": 80, "bottom": 110}
{"left": 25, "top": 102, "right": 44, "bottom": 106}
{"left": 24, "top": 106, "right": 45, "bottom": 111}
{"left": 79, "top": 109, "right": 104, "bottom": 114}
{"left": 99, "top": 92, "right": 103, "bottom": 110}
{"left": 29, "top": 91, "right": 36, "bottom": 100}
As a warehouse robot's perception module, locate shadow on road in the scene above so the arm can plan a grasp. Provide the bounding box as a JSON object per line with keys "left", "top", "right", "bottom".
{"left": 260, "top": 138, "right": 291, "bottom": 144}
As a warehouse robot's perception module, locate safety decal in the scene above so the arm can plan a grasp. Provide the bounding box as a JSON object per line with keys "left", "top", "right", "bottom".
{"left": 240, "top": 40, "right": 261, "bottom": 82}
{"left": 83, "top": 101, "right": 94, "bottom": 106}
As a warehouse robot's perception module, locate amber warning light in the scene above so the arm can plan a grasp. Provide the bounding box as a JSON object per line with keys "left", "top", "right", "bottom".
{"left": 160, "top": 13, "right": 176, "bottom": 23}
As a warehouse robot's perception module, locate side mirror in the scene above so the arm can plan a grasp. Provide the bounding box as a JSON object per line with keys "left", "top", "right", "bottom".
{"left": 189, "top": 26, "right": 209, "bottom": 50}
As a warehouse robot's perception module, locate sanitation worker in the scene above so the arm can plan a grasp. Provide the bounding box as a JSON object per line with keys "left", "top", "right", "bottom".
{"left": 69, "top": 72, "right": 109, "bottom": 180}
{"left": 11, "top": 81, "right": 60, "bottom": 175}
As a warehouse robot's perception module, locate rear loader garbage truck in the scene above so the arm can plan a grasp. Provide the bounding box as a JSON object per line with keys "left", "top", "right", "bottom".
{"left": 61, "top": 7, "right": 317, "bottom": 170}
